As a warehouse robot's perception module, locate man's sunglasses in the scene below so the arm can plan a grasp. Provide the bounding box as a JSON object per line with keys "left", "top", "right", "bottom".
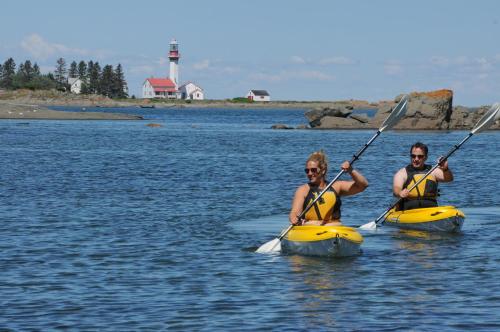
{"left": 411, "top": 154, "right": 426, "bottom": 159}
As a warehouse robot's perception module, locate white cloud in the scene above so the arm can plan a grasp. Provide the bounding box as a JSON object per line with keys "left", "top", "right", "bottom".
{"left": 220, "top": 66, "right": 241, "bottom": 74}
{"left": 290, "top": 55, "right": 356, "bottom": 65}
{"left": 318, "top": 56, "right": 356, "bottom": 65}
{"left": 193, "top": 59, "right": 210, "bottom": 70}
{"left": 129, "top": 65, "right": 155, "bottom": 75}
{"left": 250, "top": 70, "right": 334, "bottom": 82}
{"left": 157, "top": 57, "right": 169, "bottom": 66}
{"left": 249, "top": 72, "right": 283, "bottom": 82}
{"left": 290, "top": 55, "right": 306, "bottom": 64}
{"left": 297, "top": 70, "right": 334, "bottom": 80}
{"left": 384, "top": 61, "right": 403, "bottom": 75}
{"left": 21, "top": 33, "right": 86, "bottom": 59}
{"left": 430, "top": 56, "right": 449, "bottom": 66}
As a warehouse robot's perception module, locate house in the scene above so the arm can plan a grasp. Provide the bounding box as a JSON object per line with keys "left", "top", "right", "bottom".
{"left": 68, "top": 77, "right": 82, "bottom": 94}
{"left": 179, "top": 82, "right": 204, "bottom": 100}
{"left": 142, "top": 78, "right": 180, "bottom": 99}
{"left": 246, "top": 90, "right": 270, "bottom": 102}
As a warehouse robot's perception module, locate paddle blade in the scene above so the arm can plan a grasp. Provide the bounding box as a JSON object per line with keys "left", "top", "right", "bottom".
{"left": 471, "top": 102, "right": 500, "bottom": 134}
{"left": 359, "top": 221, "right": 377, "bottom": 231}
{"left": 379, "top": 94, "right": 409, "bottom": 132}
{"left": 256, "top": 238, "right": 281, "bottom": 253}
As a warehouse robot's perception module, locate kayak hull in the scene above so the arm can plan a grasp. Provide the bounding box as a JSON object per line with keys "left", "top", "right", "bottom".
{"left": 384, "top": 206, "right": 465, "bottom": 232}
{"left": 281, "top": 225, "right": 363, "bottom": 257}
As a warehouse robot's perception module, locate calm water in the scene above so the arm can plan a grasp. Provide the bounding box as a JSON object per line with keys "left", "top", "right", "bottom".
{"left": 1, "top": 107, "right": 499, "bottom": 331}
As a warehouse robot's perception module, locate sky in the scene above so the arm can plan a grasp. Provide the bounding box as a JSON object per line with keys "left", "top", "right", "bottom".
{"left": 1, "top": 0, "right": 499, "bottom": 106}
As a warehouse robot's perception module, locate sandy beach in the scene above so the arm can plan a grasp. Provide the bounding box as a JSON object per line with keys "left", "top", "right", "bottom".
{"left": 0, "top": 101, "right": 143, "bottom": 120}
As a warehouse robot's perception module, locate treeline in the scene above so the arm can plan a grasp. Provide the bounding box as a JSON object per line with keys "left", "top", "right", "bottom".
{"left": 0, "top": 57, "right": 128, "bottom": 99}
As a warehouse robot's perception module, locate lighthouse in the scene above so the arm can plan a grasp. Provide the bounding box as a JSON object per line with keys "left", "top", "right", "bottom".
{"left": 169, "top": 39, "right": 180, "bottom": 86}
{"left": 142, "top": 38, "right": 204, "bottom": 100}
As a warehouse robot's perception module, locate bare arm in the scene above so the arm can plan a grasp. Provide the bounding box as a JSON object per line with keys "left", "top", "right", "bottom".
{"left": 433, "top": 159, "right": 454, "bottom": 183}
{"left": 289, "top": 185, "right": 308, "bottom": 225}
{"left": 393, "top": 168, "right": 408, "bottom": 198}
{"left": 335, "top": 161, "right": 369, "bottom": 196}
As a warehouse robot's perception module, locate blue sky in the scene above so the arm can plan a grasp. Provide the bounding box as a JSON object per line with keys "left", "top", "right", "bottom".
{"left": 1, "top": 0, "right": 499, "bottom": 106}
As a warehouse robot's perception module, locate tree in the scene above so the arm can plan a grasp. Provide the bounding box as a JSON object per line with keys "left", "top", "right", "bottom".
{"left": 1, "top": 58, "right": 16, "bottom": 89}
{"left": 81, "top": 61, "right": 93, "bottom": 94}
{"left": 100, "top": 64, "right": 114, "bottom": 97}
{"left": 77, "top": 61, "right": 87, "bottom": 79}
{"left": 88, "top": 61, "right": 101, "bottom": 94}
{"left": 69, "top": 61, "right": 78, "bottom": 78}
{"left": 113, "top": 63, "right": 128, "bottom": 98}
{"left": 54, "top": 57, "right": 68, "bottom": 90}
{"left": 33, "top": 63, "right": 41, "bottom": 76}
{"left": 18, "top": 60, "right": 35, "bottom": 84}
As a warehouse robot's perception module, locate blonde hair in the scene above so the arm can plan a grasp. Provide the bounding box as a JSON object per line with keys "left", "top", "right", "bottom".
{"left": 306, "top": 150, "right": 328, "bottom": 173}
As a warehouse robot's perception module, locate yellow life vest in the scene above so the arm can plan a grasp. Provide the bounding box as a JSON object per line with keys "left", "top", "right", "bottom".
{"left": 303, "top": 185, "right": 341, "bottom": 221}
{"left": 404, "top": 164, "right": 438, "bottom": 199}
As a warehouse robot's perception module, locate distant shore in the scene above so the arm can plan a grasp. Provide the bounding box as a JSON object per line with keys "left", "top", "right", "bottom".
{"left": 0, "top": 89, "right": 380, "bottom": 120}
{"left": 0, "top": 101, "right": 143, "bottom": 120}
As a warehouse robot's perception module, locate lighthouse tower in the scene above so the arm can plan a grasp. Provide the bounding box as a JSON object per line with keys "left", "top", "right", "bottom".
{"left": 168, "top": 39, "right": 180, "bottom": 87}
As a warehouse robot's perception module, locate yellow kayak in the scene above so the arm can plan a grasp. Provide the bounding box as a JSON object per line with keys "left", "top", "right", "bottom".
{"left": 281, "top": 225, "right": 363, "bottom": 257}
{"left": 384, "top": 206, "right": 465, "bottom": 232}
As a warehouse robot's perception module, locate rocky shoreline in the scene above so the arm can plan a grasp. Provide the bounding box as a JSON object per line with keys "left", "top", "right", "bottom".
{"left": 0, "top": 89, "right": 498, "bottom": 129}
{"left": 300, "top": 89, "right": 500, "bottom": 130}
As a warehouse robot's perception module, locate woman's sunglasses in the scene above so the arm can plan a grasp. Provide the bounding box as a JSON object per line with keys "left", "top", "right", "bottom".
{"left": 304, "top": 168, "right": 319, "bottom": 174}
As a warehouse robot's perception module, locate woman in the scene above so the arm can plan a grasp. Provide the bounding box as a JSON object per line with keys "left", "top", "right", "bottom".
{"left": 289, "top": 150, "right": 369, "bottom": 226}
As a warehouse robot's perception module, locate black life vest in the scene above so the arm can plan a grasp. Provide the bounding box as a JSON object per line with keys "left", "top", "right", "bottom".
{"left": 303, "top": 184, "right": 342, "bottom": 221}
{"left": 400, "top": 164, "right": 438, "bottom": 210}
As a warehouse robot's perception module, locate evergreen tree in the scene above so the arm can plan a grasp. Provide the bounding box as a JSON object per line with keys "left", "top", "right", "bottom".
{"left": 100, "top": 64, "right": 114, "bottom": 97}
{"left": 54, "top": 57, "right": 68, "bottom": 90}
{"left": 1, "top": 58, "right": 16, "bottom": 89}
{"left": 88, "top": 61, "right": 101, "bottom": 94}
{"left": 33, "top": 63, "right": 41, "bottom": 76}
{"left": 113, "top": 63, "right": 128, "bottom": 98}
{"left": 69, "top": 61, "right": 78, "bottom": 78}
{"left": 19, "top": 60, "right": 35, "bottom": 83}
{"left": 77, "top": 61, "right": 87, "bottom": 79}
{"left": 81, "top": 61, "right": 94, "bottom": 94}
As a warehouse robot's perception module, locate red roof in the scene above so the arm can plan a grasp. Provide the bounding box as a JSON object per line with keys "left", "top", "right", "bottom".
{"left": 146, "top": 78, "right": 177, "bottom": 92}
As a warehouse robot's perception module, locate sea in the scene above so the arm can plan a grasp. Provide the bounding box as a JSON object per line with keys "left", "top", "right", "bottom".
{"left": 1, "top": 106, "right": 499, "bottom": 331}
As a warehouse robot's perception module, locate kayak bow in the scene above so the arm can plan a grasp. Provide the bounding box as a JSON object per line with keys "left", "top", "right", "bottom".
{"left": 384, "top": 206, "right": 465, "bottom": 232}
{"left": 281, "top": 225, "right": 363, "bottom": 257}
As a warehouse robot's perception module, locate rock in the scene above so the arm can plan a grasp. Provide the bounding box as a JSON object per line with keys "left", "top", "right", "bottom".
{"left": 146, "top": 123, "right": 163, "bottom": 127}
{"left": 349, "top": 113, "right": 370, "bottom": 123}
{"left": 296, "top": 124, "right": 310, "bottom": 129}
{"left": 453, "top": 105, "right": 500, "bottom": 130}
{"left": 305, "top": 104, "right": 353, "bottom": 128}
{"left": 316, "top": 116, "right": 367, "bottom": 129}
{"left": 271, "top": 124, "right": 293, "bottom": 129}
{"left": 370, "top": 89, "right": 453, "bottom": 130}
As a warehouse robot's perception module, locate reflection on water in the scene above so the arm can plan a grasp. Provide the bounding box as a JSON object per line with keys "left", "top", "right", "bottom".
{"left": 0, "top": 108, "right": 499, "bottom": 330}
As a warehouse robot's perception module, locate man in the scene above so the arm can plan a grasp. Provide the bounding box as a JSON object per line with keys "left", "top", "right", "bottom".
{"left": 393, "top": 142, "right": 453, "bottom": 210}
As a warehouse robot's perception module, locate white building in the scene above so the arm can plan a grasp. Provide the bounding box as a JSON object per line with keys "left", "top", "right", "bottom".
{"left": 142, "top": 39, "right": 204, "bottom": 100}
{"left": 246, "top": 90, "right": 270, "bottom": 102}
{"left": 179, "top": 82, "right": 204, "bottom": 100}
{"left": 68, "top": 77, "right": 82, "bottom": 94}
{"left": 142, "top": 78, "right": 179, "bottom": 99}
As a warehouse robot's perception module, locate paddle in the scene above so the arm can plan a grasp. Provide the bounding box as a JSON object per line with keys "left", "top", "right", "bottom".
{"left": 359, "top": 102, "right": 500, "bottom": 231}
{"left": 256, "top": 94, "right": 409, "bottom": 253}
